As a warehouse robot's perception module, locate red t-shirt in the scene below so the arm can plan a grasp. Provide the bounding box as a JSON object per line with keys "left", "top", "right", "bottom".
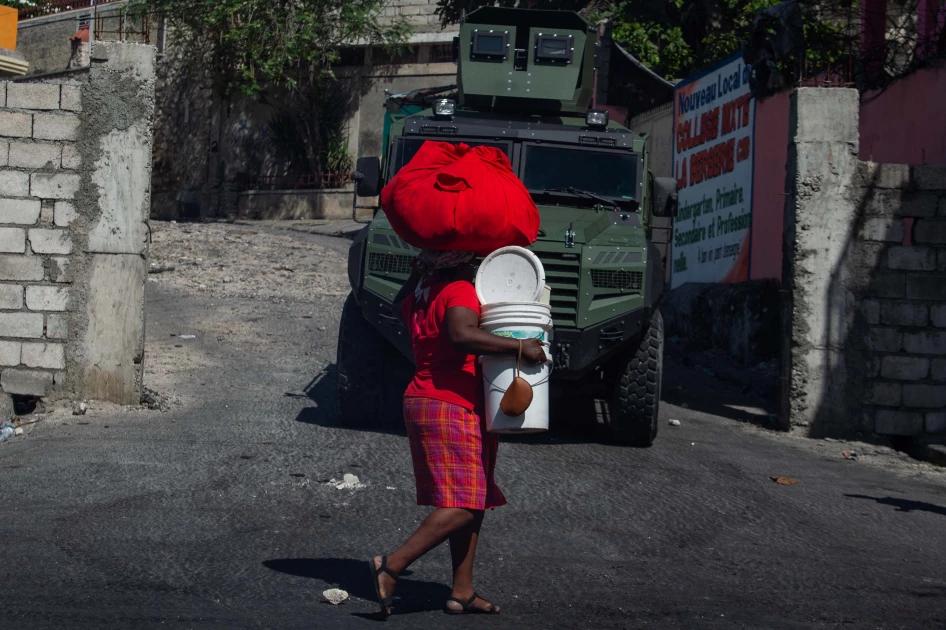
{"left": 402, "top": 279, "right": 482, "bottom": 410}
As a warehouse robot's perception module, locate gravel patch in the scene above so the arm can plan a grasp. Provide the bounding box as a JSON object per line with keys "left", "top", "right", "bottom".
{"left": 148, "top": 220, "right": 350, "bottom": 302}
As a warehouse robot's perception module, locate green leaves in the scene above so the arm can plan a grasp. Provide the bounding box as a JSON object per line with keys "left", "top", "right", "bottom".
{"left": 142, "top": 0, "right": 407, "bottom": 178}
{"left": 145, "top": 0, "right": 407, "bottom": 96}
{"left": 612, "top": 19, "right": 694, "bottom": 77}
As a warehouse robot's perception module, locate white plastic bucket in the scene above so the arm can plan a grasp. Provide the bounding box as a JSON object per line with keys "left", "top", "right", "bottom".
{"left": 480, "top": 301, "right": 553, "bottom": 433}
{"left": 475, "top": 246, "right": 546, "bottom": 305}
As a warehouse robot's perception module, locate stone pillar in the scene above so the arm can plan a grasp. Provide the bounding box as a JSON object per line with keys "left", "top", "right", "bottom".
{"left": 68, "top": 42, "right": 156, "bottom": 404}
{"left": 784, "top": 88, "right": 861, "bottom": 433}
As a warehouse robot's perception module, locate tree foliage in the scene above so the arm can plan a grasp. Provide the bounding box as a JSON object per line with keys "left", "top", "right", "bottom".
{"left": 143, "top": 0, "right": 408, "bottom": 95}
{"left": 141, "top": 0, "right": 409, "bottom": 177}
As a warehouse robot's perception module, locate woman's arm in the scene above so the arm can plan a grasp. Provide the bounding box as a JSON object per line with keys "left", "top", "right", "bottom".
{"left": 445, "top": 307, "right": 547, "bottom": 364}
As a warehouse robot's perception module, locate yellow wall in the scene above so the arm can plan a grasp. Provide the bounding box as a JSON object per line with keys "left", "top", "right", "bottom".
{"left": 0, "top": 6, "right": 17, "bottom": 51}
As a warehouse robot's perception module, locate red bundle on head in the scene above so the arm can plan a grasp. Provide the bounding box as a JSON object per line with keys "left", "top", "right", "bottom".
{"left": 379, "top": 141, "right": 540, "bottom": 255}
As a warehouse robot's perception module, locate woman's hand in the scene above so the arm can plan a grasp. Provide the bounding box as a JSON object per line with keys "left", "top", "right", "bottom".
{"left": 446, "top": 307, "right": 549, "bottom": 362}
{"left": 519, "top": 339, "right": 547, "bottom": 364}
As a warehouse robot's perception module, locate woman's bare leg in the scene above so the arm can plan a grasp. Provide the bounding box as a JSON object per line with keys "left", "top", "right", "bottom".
{"left": 448, "top": 511, "right": 481, "bottom": 596}
{"left": 373, "top": 507, "right": 475, "bottom": 602}
{"left": 446, "top": 511, "right": 498, "bottom": 612}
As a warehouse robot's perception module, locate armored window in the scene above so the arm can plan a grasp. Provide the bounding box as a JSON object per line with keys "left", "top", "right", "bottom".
{"left": 534, "top": 34, "right": 573, "bottom": 64}
{"left": 523, "top": 145, "right": 638, "bottom": 201}
{"left": 471, "top": 30, "right": 509, "bottom": 61}
{"left": 392, "top": 138, "right": 511, "bottom": 176}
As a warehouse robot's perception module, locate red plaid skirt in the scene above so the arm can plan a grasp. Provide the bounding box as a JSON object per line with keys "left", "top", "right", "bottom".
{"left": 403, "top": 397, "right": 506, "bottom": 510}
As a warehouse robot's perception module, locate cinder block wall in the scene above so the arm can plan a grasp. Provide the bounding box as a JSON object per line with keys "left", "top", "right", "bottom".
{"left": 855, "top": 163, "right": 946, "bottom": 438}
{"left": 0, "top": 81, "right": 82, "bottom": 398}
{"left": 786, "top": 87, "right": 946, "bottom": 441}
{"left": 0, "top": 42, "right": 155, "bottom": 406}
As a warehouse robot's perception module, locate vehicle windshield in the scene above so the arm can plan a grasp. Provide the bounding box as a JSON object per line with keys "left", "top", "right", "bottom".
{"left": 391, "top": 138, "right": 511, "bottom": 176}
{"left": 522, "top": 145, "right": 638, "bottom": 202}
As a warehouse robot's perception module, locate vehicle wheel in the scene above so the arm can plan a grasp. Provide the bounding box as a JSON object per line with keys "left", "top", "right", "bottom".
{"left": 336, "top": 293, "right": 399, "bottom": 428}
{"left": 606, "top": 310, "right": 664, "bottom": 446}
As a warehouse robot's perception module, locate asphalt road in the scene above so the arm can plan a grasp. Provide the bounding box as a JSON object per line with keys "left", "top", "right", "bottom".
{"left": 2, "top": 229, "right": 945, "bottom": 629}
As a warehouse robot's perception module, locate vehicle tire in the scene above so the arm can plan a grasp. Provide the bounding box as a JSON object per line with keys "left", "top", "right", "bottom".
{"left": 336, "top": 293, "right": 390, "bottom": 428}
{"left": 606, "top": 310, "right": 664, "bottom": 446}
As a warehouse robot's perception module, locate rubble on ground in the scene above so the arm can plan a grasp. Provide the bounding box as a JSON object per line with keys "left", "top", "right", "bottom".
{"left": 148, "top": 221, "right": 349, "bottom": 302}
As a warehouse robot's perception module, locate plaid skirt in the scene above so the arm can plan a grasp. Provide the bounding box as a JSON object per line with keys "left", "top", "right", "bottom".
{"left": 403, "top": 397, "right": 507, "bottom": 510}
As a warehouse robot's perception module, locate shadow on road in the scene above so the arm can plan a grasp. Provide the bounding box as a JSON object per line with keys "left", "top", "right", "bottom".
{"left": 289, "top": 366, "right": 342, "bottom": 429}
{"left": 262, "top": 558, "right": 450, "bottom": 614}
{"left": 662, "top": 346, "right": 780, "bottom": 429}
{"left": 289, "top": 365, "right": 408, "bottom": 436}
{"left": 291, "top": 364, "right": 604, "bottom": 445}
{"left": 844, "top": 494, "right": 946, "bottom": 517}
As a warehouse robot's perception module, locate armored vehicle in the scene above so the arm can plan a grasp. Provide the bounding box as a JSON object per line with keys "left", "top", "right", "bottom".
{"left": 338, "top": 7, "right": 675, "bottom": 445}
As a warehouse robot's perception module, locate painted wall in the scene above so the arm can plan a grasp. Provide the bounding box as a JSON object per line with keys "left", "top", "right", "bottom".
{"left": 749, "top": 91, "right": 790, "bottom": 282}
{"left": 747, "top": 62, "right": 946, "bottom": 284}
{"left": 860, "top": 61, "right": 946, "bottom": 165}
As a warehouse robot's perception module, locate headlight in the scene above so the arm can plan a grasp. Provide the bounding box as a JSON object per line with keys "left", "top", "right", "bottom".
{"left": 433, "top": 98, "right": 456, "bottom": 119}
{"left": 585, "top": 109, "right": 609, "bottom": 128}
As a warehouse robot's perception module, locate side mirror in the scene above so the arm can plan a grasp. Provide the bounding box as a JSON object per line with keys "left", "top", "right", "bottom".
{"left": 651, "top": 176, "right": 677, "bottom": 218}
{"left": 354, "top": 156, "right": 381, "bottom": 197}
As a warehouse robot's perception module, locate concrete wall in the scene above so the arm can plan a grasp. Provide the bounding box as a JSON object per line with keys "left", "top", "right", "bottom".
{"left": 0, "top": 41, "right": 155, "bottom": 406}
{"left": 16, "top": 10, "right": 87, "bottom": 74}
{"left": 628, "top": 102, "right": 672, "bottom": 178}
{"left": 785, "top": 87, "right": 946, "bottom": 441}
{"left": 350, "top": 61, "right": 457, "bottom": 161}
{"left": 237, "top": 188, "right": 355, "bottom": 221}
{"left": 17, "top": 2, "right": 144, "bottom": 76}
{"left": 784, "top": 88, "right": 863, "bottom": 436}
{"left": 382, "top": 0, "right": 446, "bottom": 33}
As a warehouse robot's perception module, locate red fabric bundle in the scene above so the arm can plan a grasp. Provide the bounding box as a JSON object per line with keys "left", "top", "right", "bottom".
{"left": 380, "top": 141, "right": 540, "bottom": 255}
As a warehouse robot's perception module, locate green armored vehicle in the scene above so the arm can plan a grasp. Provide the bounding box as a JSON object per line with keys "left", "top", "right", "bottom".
{"left": 338, "top": 7, "right": 675, "bottom": 446}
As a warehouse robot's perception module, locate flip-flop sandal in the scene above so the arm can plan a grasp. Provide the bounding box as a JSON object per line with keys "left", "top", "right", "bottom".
{"left": 444, "top": 592, "right": 500, "bottom": 615}
{"left": 367, "top": 556, "right": 398, "bottom": 618}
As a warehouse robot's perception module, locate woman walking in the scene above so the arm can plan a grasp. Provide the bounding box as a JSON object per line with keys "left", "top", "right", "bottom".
{"left": 369, "top": 249, "right": 546, "bottom": 617}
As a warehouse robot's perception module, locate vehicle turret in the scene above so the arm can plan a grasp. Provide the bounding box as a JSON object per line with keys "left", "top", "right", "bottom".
{"left": 458, "top": 7, "right": 597, "bottom": 114}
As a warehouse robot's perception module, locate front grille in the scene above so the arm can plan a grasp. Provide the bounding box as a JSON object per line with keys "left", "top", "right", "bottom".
{"left": 591, "top": 269, "right": 643, "bottom": 292}
{"left": 535, "top": 251, "right": 579, "bottom": 328}
{"left": 419, "top": 125, "right": 458, "bottom": 135}
{"left": 368, "top": 252, "right": 412, "bottom": 276}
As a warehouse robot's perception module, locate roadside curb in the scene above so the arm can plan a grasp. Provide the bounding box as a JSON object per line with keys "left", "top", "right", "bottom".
{"left": 230, "top": 219, "right": 369, "bottom": 240}
{"left": 914, "top": 444, "right": 946, "bottom": 468}
{"left": 287, "top": 222, "right": 367, "bottom": 239}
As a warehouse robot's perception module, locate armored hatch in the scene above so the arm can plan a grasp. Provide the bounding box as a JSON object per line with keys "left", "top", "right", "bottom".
{"left": 458, "top": 7, "right": 596, "bottom": 114}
